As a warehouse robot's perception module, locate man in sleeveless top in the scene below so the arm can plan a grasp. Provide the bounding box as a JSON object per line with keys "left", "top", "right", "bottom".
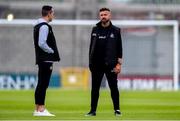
{"left": 33, "top": 5, "right": 60, "bottom": 116}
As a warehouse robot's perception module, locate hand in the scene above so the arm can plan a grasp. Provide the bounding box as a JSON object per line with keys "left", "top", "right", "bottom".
{"left": 113, "top": 63, "right": 121, "bottom": 74}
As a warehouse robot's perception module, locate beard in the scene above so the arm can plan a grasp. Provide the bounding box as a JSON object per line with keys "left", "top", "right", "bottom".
{"left": 101, "top": 18, "right": 110, "bottom": 24}
{"left": 49, "top": 18, "right": 52, "bottom": 22}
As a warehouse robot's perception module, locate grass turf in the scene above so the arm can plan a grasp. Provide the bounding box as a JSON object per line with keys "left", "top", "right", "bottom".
{"left": 0, "top": 89, "right": 180, "bottom": 120}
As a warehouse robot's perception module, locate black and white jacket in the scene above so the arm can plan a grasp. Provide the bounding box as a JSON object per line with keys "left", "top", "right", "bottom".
{"left": 89, "top": 21, "right": 123, "bottom": 69}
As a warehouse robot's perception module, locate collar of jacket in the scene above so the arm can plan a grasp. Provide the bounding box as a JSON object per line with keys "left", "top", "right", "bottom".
{"left": 96, "top": 21, "right": 113, "bottom": 28}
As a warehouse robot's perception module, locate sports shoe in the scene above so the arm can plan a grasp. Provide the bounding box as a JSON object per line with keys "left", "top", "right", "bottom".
{"left": 85, "top": 111, "right": 96, "bottom": 116}
{"left": 33, "top": 109, "right": 55, "bottom": 116}
{"left": 114, "top": 110, "right": 121, "bottom": 116}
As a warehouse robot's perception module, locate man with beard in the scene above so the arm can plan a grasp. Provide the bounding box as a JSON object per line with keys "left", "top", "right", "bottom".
{"left": 86, "top": 7, "right": 123, "bottom": 116}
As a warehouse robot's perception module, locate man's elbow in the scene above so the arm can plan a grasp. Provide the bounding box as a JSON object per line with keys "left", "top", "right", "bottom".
{"left": 38, "top": 42, "right": 44, "bottom": 48}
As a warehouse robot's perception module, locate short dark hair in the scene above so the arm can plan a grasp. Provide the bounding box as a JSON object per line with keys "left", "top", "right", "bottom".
{"left": 42, "top": 5, "right": 53, "bottom": 17}
{"left": 99, "top": 7, "right": 110, "bottom": 12}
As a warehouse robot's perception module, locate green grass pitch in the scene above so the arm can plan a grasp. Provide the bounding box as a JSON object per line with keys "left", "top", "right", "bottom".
{"left": 0, "top": 89, "right": 180, "bottom": 120}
